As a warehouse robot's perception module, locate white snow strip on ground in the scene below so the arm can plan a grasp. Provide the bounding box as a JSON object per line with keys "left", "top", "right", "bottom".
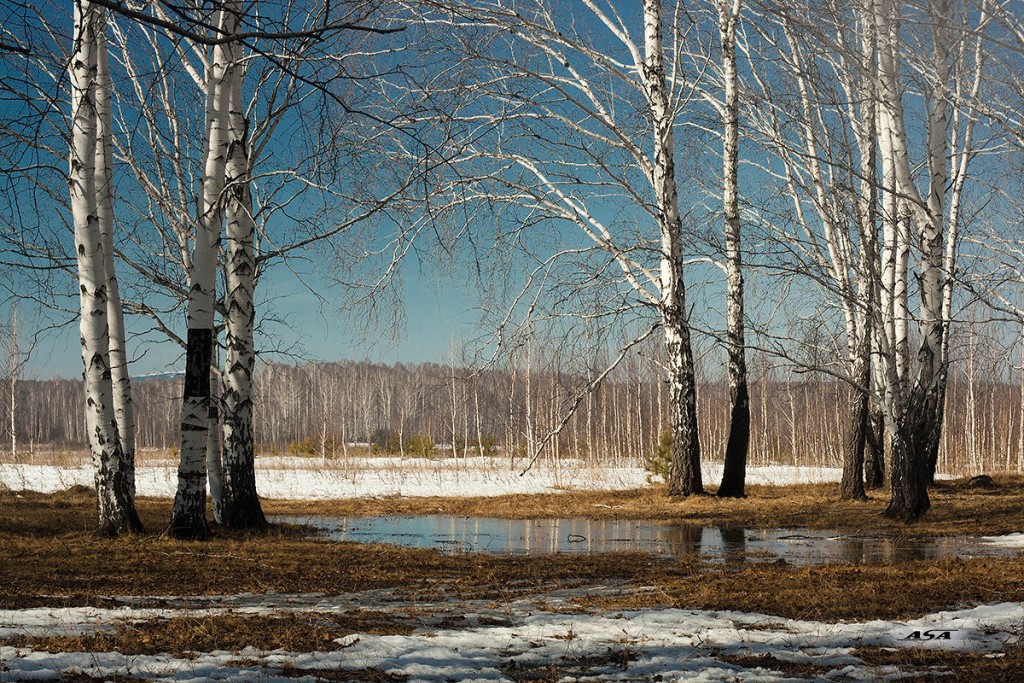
{"left": 0, "top": 599, "right": 1020, "bottom": 682}
{"left": 0, "top": 460, "right": 847, "bottom": 499}
{"left": 981, "top": 533, "right": 1024, "bottom": 548}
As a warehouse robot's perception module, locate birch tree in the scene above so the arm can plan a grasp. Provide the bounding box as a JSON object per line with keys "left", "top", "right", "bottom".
{"left": 101, "top": 0, "right": 402, "bottom": 533}
{"left": 169, "top": 5, "right": 234, "bottom": 539}
{"left": 220, "top": 14, "right": 267, "bottom": 529}
{"left": 95, "top": 18, "right": 137, "bottom": 498}
{"left": 644, "top": 0, "right": 703, "bottom": 496}
{"left": 414, "top": 0, "right": 707, "bottom": 495}
{"left": 715, "top": 0, "right": 749, "bottom": 498}
{"left": 0, "top": 303, "right": 35, "bottom": 462}
{"left": 744, "top": 0, "right": 984, "bottom": 516}
{"left": 70, "top": 0, "right": 142, "bottom": 534}
{"left": 871, "top": 0, "right": 983, "bottom": 520}
{"left": 743, "top": 0, "right": 880, "bottom": 501}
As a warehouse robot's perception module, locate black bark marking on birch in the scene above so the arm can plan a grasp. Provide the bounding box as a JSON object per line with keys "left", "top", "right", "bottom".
{"left": 183, "top": 328, "right": 213, "bottom": 400}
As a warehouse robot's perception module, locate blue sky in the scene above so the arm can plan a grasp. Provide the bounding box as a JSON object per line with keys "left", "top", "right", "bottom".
{"left": 6, "top": 0, "right": 1008, "bottom": 385}
{"left": 18, "top": 249, "right": 477, "bottom": 379}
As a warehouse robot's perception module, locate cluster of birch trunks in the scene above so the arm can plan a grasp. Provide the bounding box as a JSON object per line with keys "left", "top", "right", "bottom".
{"left": 70, "top": 0, "right": 261, "bottom": 536}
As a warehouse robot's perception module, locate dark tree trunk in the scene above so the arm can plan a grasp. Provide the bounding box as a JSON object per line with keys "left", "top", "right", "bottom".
{"left": 715, "top": 0, "right": 747, "bottom": 500}
{"left": 883, "top": 391, "right": 935, "bottom": 522}
{"left": 841, "top": 330, "right": 871, "bottom": 501}
{"left": 924, "top": 367, "right": 948, "bottom": 486}
{"left": 718, "top": 382, "right": 749, "bottom": 498}
{"left": 95, "top": 445, "right": 143, "bottom": 536}
{"left": 864, "top": 405, "right": 885, "bottom": 489}
{"left": 840, "top": 383, "right": 868, "bottom": 501}
{"left": 220, "top": 388, "right": 268, "bottom": 531}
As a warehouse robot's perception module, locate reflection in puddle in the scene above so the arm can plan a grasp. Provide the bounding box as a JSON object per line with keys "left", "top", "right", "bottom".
{"left": 271, "top": 515, "right": 1022, "bottom": 566}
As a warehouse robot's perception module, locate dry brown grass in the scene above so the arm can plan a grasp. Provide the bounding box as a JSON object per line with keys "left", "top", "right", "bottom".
{"left": 5, "top": 483, "right": 1024, "bottom": 626}
{"left": 1, "top": 612, "right": 412, "bottom": 656}
{"left": 851, "top": 644, "right": 1024, "bottom": 681}
{"left": 573, "top": 556, "right": 1024, "bottom": 621}
{"left": 262, "top": 476, "right": 1024, "bottom": 537}
{"left": 717, "top": 647, "right": 1024, "bottom": 682}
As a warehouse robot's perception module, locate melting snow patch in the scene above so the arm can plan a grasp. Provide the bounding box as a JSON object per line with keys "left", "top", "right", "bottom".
{"left": 981, "top": 533, "right": 1024, "bottom": 548}
{"left": 1, "top": 598, "right": 1021, "bottom": 682}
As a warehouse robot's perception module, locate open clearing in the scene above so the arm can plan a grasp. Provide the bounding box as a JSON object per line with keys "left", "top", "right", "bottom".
{"left": 2, "top": 464, "right": 1024, "bottom": 681}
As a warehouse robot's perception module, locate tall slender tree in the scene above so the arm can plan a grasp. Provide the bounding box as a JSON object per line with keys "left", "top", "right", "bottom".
{"left": 221, "top": 3, "right": 267, "bottom": 528}
{"left": 94, "top": 17, "right": 136, "bottom": 499}
{"left": 170, "top": 5, "right": 234, "bottom": 539}
{"left": 716, "top": 0, "right": 749, "bottom": 498}
{"left": 417, "top": 0, "right": 706, "bottom": 495}
{"left": 70, "top": 0, "right": 142, "bottom": 534}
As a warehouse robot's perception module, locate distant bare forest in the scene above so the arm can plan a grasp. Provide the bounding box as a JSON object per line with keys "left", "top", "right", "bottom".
{"left": 6, "top": 352, "right": 1020, "bottom": 476}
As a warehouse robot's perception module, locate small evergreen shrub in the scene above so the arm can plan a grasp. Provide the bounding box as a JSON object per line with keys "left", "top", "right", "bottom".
{"left": 288, "top": 437, "right": 319, "bottom": 457}
{"left": 406, "top": 434, "right": 435, "bottom": 458}
{"left": 645, "top": 429, "right": 672, "bottom": 482}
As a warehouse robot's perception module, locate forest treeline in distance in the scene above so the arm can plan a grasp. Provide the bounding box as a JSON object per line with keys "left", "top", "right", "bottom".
{"left": 6, "top": 351, "right": 1021, "bottom": 478}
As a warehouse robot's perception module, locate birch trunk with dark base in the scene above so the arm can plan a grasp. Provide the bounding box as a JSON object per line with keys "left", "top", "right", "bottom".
{"left": 169, "top": 6, "right": 234, "bottom": 539}
{"left": 884, "top": 393, "right": 934, "bottom": 521}
{"left": 664, "top": 308, "right": 703, "bottom": 497}
{"left": 221, "top": 321, "right": 266, "bottom": 531}
{"left": 169, "top": 328, "right": 213, "bottom": 540}
{"left": 841, "top": 313, "right": 872, "bottom": 500}
{"left": 220, "top": 435, "right": 266, "bottom": 529}
{"left": 219, "top": 12, "right": 267, "bottom": 531}
{"left": 715, "top": 0, "right": 748, "bottom": 499}
{"left": 872, "top": 0, "right": 955, "bottom": 522}
{"left": 640, "top": 0, "right": 703, "bottom": 497}
{"left": 718, "top": 382, "right": 748, "bottom": 497}
{"left": 94, "top": 23, "right": 136, "bottom": 502}
{"left": 864, "top": 405, "right": 886, "bottom": 489}
{"left": 71, "top": 0, "right": 141, "bottom": 536}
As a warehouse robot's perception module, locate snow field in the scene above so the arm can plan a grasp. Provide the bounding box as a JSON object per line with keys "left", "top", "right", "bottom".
{"left": 1, "top": 590, "right": 1021, "bottom": 682}
{"left": 0, "top": 459, "right": 848, "bottom": 499}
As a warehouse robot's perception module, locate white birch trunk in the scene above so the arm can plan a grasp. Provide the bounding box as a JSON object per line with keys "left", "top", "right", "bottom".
{"left": 641, "top": 0, "right": 702, "bottom": 496}
{"left": 873, "top": 0, "right": 957, "bottom": 520}
{"left": 221, "top": 9, "right": 267, "bottom": 528}
{"left": 94, "top": 21, "right": 136, "bottom": 501}
{"left": 170, "top": 7, "right": 233, "bottom": 538}
{"left": 717, "top": 0, "right": 749, "bottom": 498}
{"left": 928, "top": 0, "right": 986, "bottom": 481}
{"left": 71, "top": 0, "right": 140, "bottom": 534}
{"left": 842, "top": 0, "right": 882, "bottom": 500}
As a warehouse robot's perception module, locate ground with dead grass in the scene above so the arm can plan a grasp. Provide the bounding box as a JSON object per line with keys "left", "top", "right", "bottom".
{"left": 3, "top": 479, "right": 1024, "bottom": 619}
{"left": 3, "top": 480, "right": 1024, "bottom": 681}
